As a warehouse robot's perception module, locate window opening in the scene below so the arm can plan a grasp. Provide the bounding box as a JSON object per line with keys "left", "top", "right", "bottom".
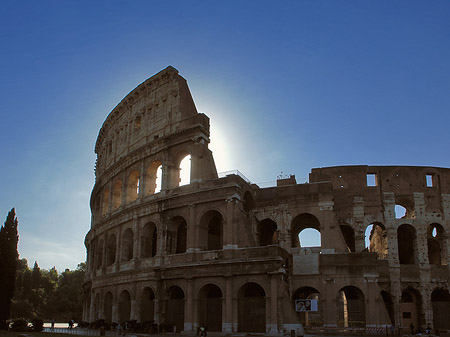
{"left": 155, "top": 165, "right": 162, "bottom": 193}
{"left": 299, "top": 228, "right": 321, "bottom": 247}
{"left": 367, "top": 173, "right": 377, "bottom": 187}
{"left": 179, "top": 155, "right": 191, "bottom": 186}
{"left": 426, "top": 174, "right": 434, "bottom": 187}
{"left": 395, "top": 205, "right": 407, "bottom": 219}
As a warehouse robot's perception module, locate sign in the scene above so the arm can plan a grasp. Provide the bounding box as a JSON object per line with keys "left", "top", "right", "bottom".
{"left": 295, "top": 299, "right": 318, "bottom": 312}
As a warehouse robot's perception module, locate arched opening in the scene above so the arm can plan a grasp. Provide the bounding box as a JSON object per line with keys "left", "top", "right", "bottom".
{"left": 428, "top": 224, "right": 446, "bottom": 265}
{"left": 146, "top": 161, "right": 162, "bottom": 195}
{"left": 400, "top": 288, "right": 422, "bottom": 330}
{"left": 95, "top": 239, "right": 103, "bottom": 269}
{"left": 337, "top": 286, "right": 365, "bottom": 328}
{"left": 140, "top": 287, "right": 155, "bottom": 323}
{"left": 259, "top": 219, "right": 278, "bottom": 246}
{"left": 197, "top": 284, "right": 223, "bottom": 331}
{"left": 291, "top": 213, "right": 321, "bottom": 248}
{"left": 293, "top": 287, "right": 322, "bottom": 327}
{"left": 299, "top": 228, "right": 321, "bottom": 247}
{"left": 121, "top": 228, "right": 134, "bottom": 262}
{"left": 238, "top": 282, "right": 266, "bottom": 332}
{"left": 340, "top": 225, "right": 355, "bottom": 252}
{"left": 398, "top": 224, "right": 417, "bottom": 264}
{"left": 126, "top": 170, "right": 140, "bottom": 203}
{"left": 179, "top": 154, "right": 191, "bottom": 186}
{"left": 94, "top": 293, "right": 100, "bottom": 321}
{"left": 380, "top": 291, "right": 394, "bottom": 325}
{"left": 365, "top": 223, "right": 388, "bottom": 258}
{"left": 431, "top": 289, "right": 450, "bottom": 330}
{"left": 168, "top": 217, "right": 187, "bottom": 254}
{"left": 104, "top": 292, "right": 113, "bottom": 323}
{"left": 141, "top": 223, "right": 158, "bottom": 258}
{"left": 395, "top": 205, "right": 407, "bottom": 219}
{"left": 113, "top": 179, "right": 123, "bottom": 210}
{"left": 199, "top": 211, "right": 223, "bottom": 251}
{"left": 119, "top": 290, "right": 131, "bottom": 323}
{"left": 106, "top": 234, "right": 116, "bottom": 266}
{"left": 102, "top": 188, "right": 109, "bottom": 217}
{"left": 167, "top": 286, "right": 185, "bottom": 332}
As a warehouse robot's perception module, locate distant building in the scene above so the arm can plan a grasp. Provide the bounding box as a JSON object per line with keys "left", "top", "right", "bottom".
{"left": 83, "top": 66, "right": 450, "bottom": 334}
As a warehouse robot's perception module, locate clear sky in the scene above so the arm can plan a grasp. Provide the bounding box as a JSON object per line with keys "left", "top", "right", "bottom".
{"left": 1, "top": 1, "right": 450, "bottom": 271}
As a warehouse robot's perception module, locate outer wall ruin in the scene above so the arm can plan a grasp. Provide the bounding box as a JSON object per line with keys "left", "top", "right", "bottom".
{"left": 83, "top": 66, "right": 450, "bottom": 334}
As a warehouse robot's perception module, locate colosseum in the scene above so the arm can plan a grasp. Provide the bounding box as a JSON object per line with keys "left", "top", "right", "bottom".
{"left": 83, "top": 66, "right": 450, "bottom": 334}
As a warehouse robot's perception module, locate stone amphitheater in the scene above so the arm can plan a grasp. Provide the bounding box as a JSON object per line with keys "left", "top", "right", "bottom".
{"left": 83, "top": 66, "right": 450, "bottom": 334}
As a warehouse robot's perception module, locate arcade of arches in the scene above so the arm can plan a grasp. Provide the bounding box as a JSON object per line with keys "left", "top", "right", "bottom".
{"left": 85, "top": 67, "right": 450, "bottom": 334}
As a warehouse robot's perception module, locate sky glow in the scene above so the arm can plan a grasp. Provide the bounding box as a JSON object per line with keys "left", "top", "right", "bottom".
{"left": 1, "top": 1, "right": 450, "bottom": 271}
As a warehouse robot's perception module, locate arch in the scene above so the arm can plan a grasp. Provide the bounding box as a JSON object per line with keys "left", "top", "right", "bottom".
{"left": 95, "top": 239, "right": 103, "bottom": 269}
{"left": 94, "top": 293, "right": 100, "bottom": 321}
{"left": 340, "top": 225, "right": 355, "bottom": 252}
{"left": 299, "top": 228, "right": 321, "bottom": 248}
{"left": 102, "top": 187, "right": 109, "bottom": 217}
{"left": 112, "top": 179, "right": 123, "bottom": 210}
{"left": 291, "top": 213, "right": 321, "bottom": 248}
{"left": 167, "top": 216, "right": 188, "bottom": 254}
{"left": 365, "top": 222, "right": 388, "bottom": 258}
{"left": 106, "top": 234, "right": 116, "bottom": 266}
{"left": 293, "top": 287, "right": 322, "bottom": 327}
{"left": 146, "top": 161, "right": 162, "bottom": 195}
{"left": 397, "top": 224, "right": 417, "bottom": 265}
{"left": 121, "top": 228, "right": 134, "bottom": 262}
{"left": 337, "top": 286, "right": 365, "bottom": 328}
{"left": 126, "top": 170, "right": 140, "bottom": 203}
{"left": 237, "top": 282, "right": 266, "bottom": 332}
{"left": 119, "top": 290, "right": 131, "bottom": 323}
{"left": 259, "top": 218, "right": 278, "bottom": 246}
{"left": 427, "top": 223, "right": 446, "bottom": 265}
{"left": 431, "top": 289, "right": 450, "bottom": 330}
{"left": 140, "top": 287, "right": 155, "bottom": 323}
{"left": 167, "top": 286, "right": 185, "bottom": 332}
{"left": 141, "top": 222, "right": 158, "bottom": 258}
{"left": 400, "top": 288, "right": 422, "bottom": 329}
{"left": 199, "top": 210, "right": 223, "bottom": 251}
{"left": 197, "top": 284, "right": 223, "bottom": 331}
{"left": 179, "top": 154, "right": 191, "bottom": 186}
{"left": 104, "top": 292, "right": 113, "bottom": 323}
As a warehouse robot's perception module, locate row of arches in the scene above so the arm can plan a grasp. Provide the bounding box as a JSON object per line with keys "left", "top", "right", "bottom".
{"left": 92, "top": 282, "right": 267, "bottom": 333}
{"left": 91, "top": 210, "right": 224, "bottom": 269}
{"left": 99, "top": 155, "right": 191, "bottom": 217}
{"left": 259, "top": 213, "right": 447, "bottom": 266}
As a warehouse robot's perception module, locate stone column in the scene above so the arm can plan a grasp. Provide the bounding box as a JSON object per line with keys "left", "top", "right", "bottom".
{"left": 224, "top": 197, "right": 237, "bottom": 249}
{"left": 268, "top": 273, "right": 279, "bottom": 335}
{"left": 224, "top": 276, "right": 233, "bottom": 333}
{"left": 130, "top": 299, "right": 138, "bottom": 320}
{"left": 187, "top": 204, "right": 197, "bottom": 252}
{"left": 185, "top": 279, "right": 194, "bottom": 332}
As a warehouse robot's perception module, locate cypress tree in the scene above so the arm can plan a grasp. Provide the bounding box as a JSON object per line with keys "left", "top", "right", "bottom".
{"left": 0, "top": 208, "right": 19, "bottom": 329}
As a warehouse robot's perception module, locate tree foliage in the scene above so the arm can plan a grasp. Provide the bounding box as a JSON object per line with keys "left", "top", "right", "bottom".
{"left": 10, "top": 260, "right": 85, "bottom": 322}
{"left": 0, "top": 208, "right": 19, "bottom": 329}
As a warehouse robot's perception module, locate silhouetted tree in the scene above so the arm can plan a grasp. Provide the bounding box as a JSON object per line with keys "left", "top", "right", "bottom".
{"left": 0, "top": 208, "right": 19, "bottom": 329}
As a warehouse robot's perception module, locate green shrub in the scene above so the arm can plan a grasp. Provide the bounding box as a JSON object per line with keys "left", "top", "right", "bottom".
{"left": 11, "top": 319, "right": 29, "bottom": 332}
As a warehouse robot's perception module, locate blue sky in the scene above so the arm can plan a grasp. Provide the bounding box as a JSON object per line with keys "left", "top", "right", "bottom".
{"left": 1, "top": 1, "right": 449, "bottom": 271}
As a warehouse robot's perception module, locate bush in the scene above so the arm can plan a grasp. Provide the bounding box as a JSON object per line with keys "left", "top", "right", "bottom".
{"left": 11, "top": 319, "right": 29, "bottom": 332}
{"left": 31, "top": 318, "right": 44, "bottom": 331}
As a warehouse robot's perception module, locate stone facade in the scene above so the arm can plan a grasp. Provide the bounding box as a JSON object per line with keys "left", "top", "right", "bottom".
{"left": 83, "top": 66, "right": 450, "bottom": 334}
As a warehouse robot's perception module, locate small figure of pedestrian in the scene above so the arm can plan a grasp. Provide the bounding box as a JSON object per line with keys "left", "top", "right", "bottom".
{"left": 426, "top": 324, "right": 431, "bottom": 335}
{"left": 410, "top": 323, "right": 415, "bottom": 336}
{"left": 68, "top": 320, "right": 74, "bottom": 329}
{"left": 199, "top": 324, "right": 207, "bottom": 337}
{"left": 51, "top": 318, "right": 55, "bottom": 331}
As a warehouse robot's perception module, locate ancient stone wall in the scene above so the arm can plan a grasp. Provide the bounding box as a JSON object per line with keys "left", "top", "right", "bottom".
{"left": 84, "top": 67, "right": 450, "bottom": 334}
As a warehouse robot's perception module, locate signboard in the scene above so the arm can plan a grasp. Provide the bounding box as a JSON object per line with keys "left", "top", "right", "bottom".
{"left": 295, "top": 299, "right": 318, "bottom": 312}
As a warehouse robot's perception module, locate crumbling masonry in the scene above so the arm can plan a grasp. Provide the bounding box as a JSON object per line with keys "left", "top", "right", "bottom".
{"left": 83, "top": 66, "right": 450, "bottom": 334}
